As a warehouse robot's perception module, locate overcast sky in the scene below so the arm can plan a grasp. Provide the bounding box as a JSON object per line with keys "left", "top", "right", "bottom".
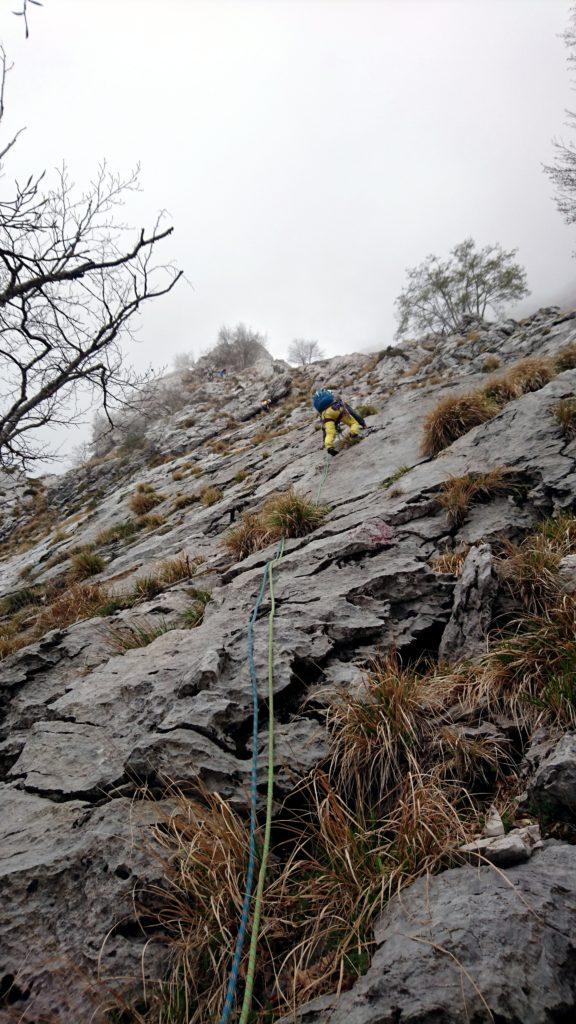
{"left": 2, "top": 0, "right": 576, "bottom": 469}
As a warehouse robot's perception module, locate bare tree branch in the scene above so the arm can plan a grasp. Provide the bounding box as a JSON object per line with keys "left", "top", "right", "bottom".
{"left": 287, "top": 338, "right": 324, "bottom": 365}
{"left": 0, "top": 55, "right": 183, "bottom": 468}
{"left": 12, "top": 0, "right": 43, "bottom": 40}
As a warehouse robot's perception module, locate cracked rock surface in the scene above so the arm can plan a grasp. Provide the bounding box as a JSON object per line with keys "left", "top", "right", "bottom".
{"left": 1, "top": 306, "right": 576, "bottom": 1020}
{"left": 282, "top": 843, "right": 576, "bottom": 1024}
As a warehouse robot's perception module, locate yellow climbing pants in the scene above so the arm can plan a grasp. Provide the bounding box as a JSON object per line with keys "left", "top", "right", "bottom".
{"left": 322, "top": 408, "right": 362, "bottom": 450}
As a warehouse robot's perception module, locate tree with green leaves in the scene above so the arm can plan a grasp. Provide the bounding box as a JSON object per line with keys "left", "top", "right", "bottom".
{"left": 394, "top": 238, "right": 529, "bottom": 340}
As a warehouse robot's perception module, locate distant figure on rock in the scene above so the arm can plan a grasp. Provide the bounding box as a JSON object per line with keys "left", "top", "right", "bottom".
{"left": 312, "top": 388, "right": 367, "bottom": 455}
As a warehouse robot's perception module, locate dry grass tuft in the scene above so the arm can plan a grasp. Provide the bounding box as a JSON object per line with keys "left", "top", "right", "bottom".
{"left": 481, "top": 355, "right": 501, "bottom": 373}
{"left": 480, "top": 374, "right": 520, "bottom": 407}
{"left": 142, "top": 765, "right": 476, "bottom": 1024}
{"left": 105, "top": 618, "right": 173, "bottom": 654}
{"left": 421, "top": 392, "right": 495, "bottom": 456}
{"left": 130, "top": 488, "right": 164, "bottom": 515}
{"left": 128, "top": 554, "right": 199, "bottom": 605}
{"left": 224, "top": 512, "right": 271, "bottom": 561}
{"left": 438, "top": 468, "right": 519, "bottom": 526}
{"left": 95, "top": 520, "right": 140, "bottom": 546}
{"left": 423, "top": 354, "right": 560, "bottom": 458}
{"left": 157, "top": 553, "right": 197, "bottom": 585}
{"left": 553, "top": 398, "right": 576, "bottom": 439}
{"left": 496, "top": 513, "right": 576, "bottom": 612}
{"left": 182, "top": 589, "right": 212, "bottom": 628}
{"left": 145, "top": 792, "right": 251, "bottom": 1024}
{"left": 200, "top": 485, "right": 223, "bottom": 507}
{"left": 261, "top": 489, "right": 328, "bottom": 539}
{"left": 223, "top": 490, "right": 328, "bottom": 561}
{"left": 485, "top": 596, "right": 576, "bottom": 730}
{"left": 210, "top": 440, "right": 228, "bottom": 454}
{"left": 554, "top": 342, "right": 576, "bottom": 372}
{"left": 35, "top": 583, "right": 107, "bottom": 635}
{"left": 487, "top": 513, "right": 576, "bottom": 727}
{"left": 504, "top": 356, "right": 554, "bottom": 395}
{"left": 326, "top": 655, "right": 448, "bottom": 800}
{"left": 429, "top": 547, "right": 470, "bottom": 576}
{"left": 69, "top": 550, "right": 106, "bottom": 581}
{"left": 173, "top": 494, "right": 198, "bottom": 511}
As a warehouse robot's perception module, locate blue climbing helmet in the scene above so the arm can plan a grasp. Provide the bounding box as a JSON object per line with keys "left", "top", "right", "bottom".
{"left": 312, "top": 388, "right": 334, "bottom": 413}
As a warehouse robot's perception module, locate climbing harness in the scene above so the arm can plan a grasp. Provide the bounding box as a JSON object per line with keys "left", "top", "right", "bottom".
{"left": 219, "top": 454, "right": 330, "bottom": 1023}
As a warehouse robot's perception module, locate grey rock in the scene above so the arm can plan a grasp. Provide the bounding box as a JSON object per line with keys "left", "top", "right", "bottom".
{"left": 271, "top": 717, "right": 329, "bottom": 794}
{"left": 2, "top": 306, "right": 576, "bottom": 1016}
{"left": 559, "top": 552, "right": 576, "bottom": 593}
{"left": 483, "top": 804, "right": 505, "bottom": 838}
{"left": 527, "top": 731, "right": 576, "bottom": 820}
{"left": 439, "top": 543, "right": 496, "bottom": 662}
{"left": 0, "top": 788, "right": 173, "bottom": 1023}
{"left": 285, "top": 844, "right": 576, "bottom": 1024}
{"left": 460, "top": 823, "right": 542, "bottom": 866}
{"left": 125, "top": 727, "right": 249, "bottom": 806}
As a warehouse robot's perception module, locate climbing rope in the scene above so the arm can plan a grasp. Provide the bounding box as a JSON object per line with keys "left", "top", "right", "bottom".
{"left": 218, "top": 551, "right": 273, "bottom": 1024}
{"left": 238, "top": 537, "right": 285, "bottom": 1024}
{"left": 219, "top": 452, "right": 328, "bottom": 1023}
{"left": 315, "top": 451, "right": 332, "bottom": 502}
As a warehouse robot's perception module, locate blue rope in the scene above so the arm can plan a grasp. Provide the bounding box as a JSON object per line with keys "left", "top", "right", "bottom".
{"left": 218, "top": 539, "right": 283, "bottom": 1024}
{"left": 219, "top": 451, "right": 329, "bottom": 1021}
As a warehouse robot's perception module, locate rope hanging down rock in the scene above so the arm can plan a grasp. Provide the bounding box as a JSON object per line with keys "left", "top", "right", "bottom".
{"left": 238, "top": 537, "right": 285, "bottom": 1024}
{"left": 219, "top": 453, "right": 331, "bottom": 1023}
{"left": 217, "top": 546, "right": 275, "bottom": 1024}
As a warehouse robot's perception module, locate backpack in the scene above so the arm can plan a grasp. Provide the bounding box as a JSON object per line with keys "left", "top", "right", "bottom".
{"left": 313, "top": 389, "right": 367, "bottom": 429}
{"left": 312, "top": 388, "right": 334, "bottom": 413}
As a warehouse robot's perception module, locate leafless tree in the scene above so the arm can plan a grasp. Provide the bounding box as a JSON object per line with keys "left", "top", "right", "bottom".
{"left": 173, "top": 351, "right": 195, "bottom": 374}
{"left": 545, "top": 5, "right": 576, "bottom": 229}
{"left": 89, "top": 374, "right": 192, "bottom": 460}
{"left": 0, "top": 51, "right": 182, "bottom": 468}
{"left": 287, "top": 338, "right": 324, "bottom": 365}
{"left": 206, "top": 323, "right": 269, "bottom": 370}
{"left": 12, "top": 0, "right": 42, "bottom": 39}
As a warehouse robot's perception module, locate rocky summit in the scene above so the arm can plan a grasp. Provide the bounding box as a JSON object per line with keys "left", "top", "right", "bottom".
{"left": 1, "top": 306, "right": 576, "bottom": 1023}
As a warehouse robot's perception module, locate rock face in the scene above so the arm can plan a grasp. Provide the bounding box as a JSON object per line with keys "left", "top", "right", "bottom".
{"left": 1, "top": 306, "right": 576, "bottom": 1019}
{"left": 526, "top": 731, "right": 576, "bottom": 821}
{"left": 438, "top": 543, "right": 496, "bottom": 662}
{"left": 284, "top": 843, "right": 576, "bottom": 1024}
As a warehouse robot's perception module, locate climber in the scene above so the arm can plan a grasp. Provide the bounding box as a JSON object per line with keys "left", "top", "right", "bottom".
{"left": 312, "top": 389, "right": 367, "bottom": 455}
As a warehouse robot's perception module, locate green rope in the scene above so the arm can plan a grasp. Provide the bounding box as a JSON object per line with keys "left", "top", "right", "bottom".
{"left": 238, "top": 536, "right": 285, "bottom": 1024}
{"left": 315, "top": 452, "right": 331, "bottom": 502}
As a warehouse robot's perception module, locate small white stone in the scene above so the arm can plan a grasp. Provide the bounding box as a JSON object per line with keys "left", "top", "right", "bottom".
{"left": 483, "top": 805, "right": 505, "bottom": 838}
